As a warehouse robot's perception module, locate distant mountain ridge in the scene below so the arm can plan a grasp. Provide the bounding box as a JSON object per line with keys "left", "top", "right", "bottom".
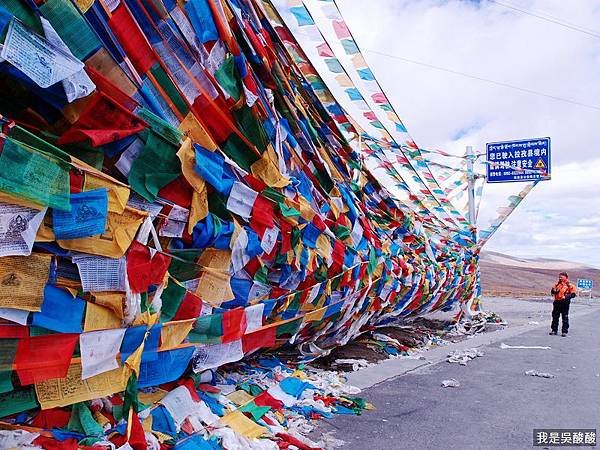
{"left": 479, "top": 251, "right": 600, "bottom": 297}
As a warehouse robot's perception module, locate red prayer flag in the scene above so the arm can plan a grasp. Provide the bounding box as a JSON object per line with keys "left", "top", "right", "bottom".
{"left": 14, "top": 334, "right": 79, "bottom": 385}
{"left": 33, "top": 436, "right": 78, "bottom": 450}
{"left": 250, "top": 195, "right": 275, "bottom": 237}
{"left": 0, "top": 324, "right": 29, "bottom": 338}
{"left": 110, "top": 411, "right": 147, "bottom": 450}
{"left": 242, "top": 326, "right": 275, "bottom": 353}
{"left": 57, "top": 92, "right": 147, "bottom": 147}
{"left": 172, "top": 292, "right": 202, "bottom": 322}
{"left": 221, "top": 308, "right": 246, "bottom": 343}
{"left": 254, "top": 390, "right": 283, "bottom": 410}
{"left": 126, "top": 242, "right": 172, "bottom": 293}
{"left": 192, "top": 95, "right": 235, "bottom": 144}
{"left": 158, "top": 177, "right": 193, "bottom": 209}
{"left": 31, "top": 408, "right": 71, "bottom": 429}
{"left": 108, "top": 4, "right": 156, "bottom": 75}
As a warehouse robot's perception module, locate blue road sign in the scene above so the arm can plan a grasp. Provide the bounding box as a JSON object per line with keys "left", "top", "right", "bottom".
{"left": 577, "top": 278, "right": 594, "bottom": 290}
{"left": 486, "top": 137, "right": 551, "bottom": 183}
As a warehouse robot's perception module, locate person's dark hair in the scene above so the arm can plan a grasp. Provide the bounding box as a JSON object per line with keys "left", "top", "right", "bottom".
{"left": 559, "top": 272, "right": 568, "bottom": 278}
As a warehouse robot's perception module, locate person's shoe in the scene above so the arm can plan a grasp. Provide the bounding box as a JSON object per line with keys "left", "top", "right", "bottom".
{"left": 561, "top": 332, "right": 568, "bottom": 337}
{"left": 549, "top": 331, "right": 557, "bottom": 335}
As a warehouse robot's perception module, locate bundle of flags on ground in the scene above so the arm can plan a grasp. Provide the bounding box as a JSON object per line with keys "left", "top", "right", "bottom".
{"left": 0, "top": 0, "right": 478, "bottom": 447}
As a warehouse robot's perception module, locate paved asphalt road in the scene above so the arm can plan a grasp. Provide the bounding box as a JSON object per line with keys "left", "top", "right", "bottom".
{"left": 315, "top": 302, "right": 600, "bottom": 450}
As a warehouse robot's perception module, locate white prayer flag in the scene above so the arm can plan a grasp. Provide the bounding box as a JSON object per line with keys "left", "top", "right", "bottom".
{"left": 0, "top": 203, "right": 46, "bottom": 257}
{"left": 79, "top": 328, "right": 126, "bottom": 379}
{"left": 226, "top": 182, "right": 258, "bottom": 219}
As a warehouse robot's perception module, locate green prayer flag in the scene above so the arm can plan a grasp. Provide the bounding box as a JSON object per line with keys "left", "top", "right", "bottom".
{"left": 168, "top": 249, "right": 203, "bottom": 281}
{"left": 39, "top": 0, "right": 101, "bottom": 59}
{"left": 254, "top": 266, "right": 268, "bottom": 284}
{"left": 0, "top": 139, "right": 71, "bottom": 210}
{"left": 0, "top": 339, "right": 18, "bottom": 394}
{"left": 150, "top": 65, "right": 190, "bottom": 118}
{"left": 188, "top": 314, "right": 223, "bottom": 344}
{"left": 239, "top": 383, "right": 263, "bottom": 397}
{"left": 221, "top": 133, "right": 260, "bottom": 172}
{"left": 0, "top": 371, "right": 14, "bottom": 395}
{"left": 128, "top": 130, "right": 181, "bottom": 201}
{"left": 137, "top": 108, "right": 184, "bottom": 147}
{"left": 0, "top": 388, "right": 38, "bottom": 417}
{"left": 0, "top": 0, "right": 41, "bottom": 35}
{"left": 122, "top": 373, "right": 141, "bottom": 418}
{"left": 160, "top": 279, "right": 187, "bottom": 323}
{"left": 275, "top": 317, "right": 302, "bottom": 339}
{"left": 333, "top": 225, "right": 350, "bottom": 240}
{"left": 367, "top": 247, "right": 377, "bottom": 275}
{"left": 214, "top": 55, "right": 242, "bottom": 102}
{"left": 68, "top": 402, "right": 104, "bottom": 437}
{"left": 235, "top": 106, "right": 268, "bottom": 152}
{"left": 262, "top": 188, "right": 285, "bottom": 203}
{"left": 239, "top": 401, "right": 270, "bottom": 421}
{"left": 279, "top": 203, "right": 300, "bottom": 218}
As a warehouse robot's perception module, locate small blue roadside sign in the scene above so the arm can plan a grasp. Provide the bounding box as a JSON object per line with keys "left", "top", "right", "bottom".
{"left": 577, "top": 278, "right": 593, "bottom": 290}
{"left": 486, "top": 137, "right": 551, "bottom": 183}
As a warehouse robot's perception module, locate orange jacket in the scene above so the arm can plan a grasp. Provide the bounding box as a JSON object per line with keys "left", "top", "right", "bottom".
{"left": 551, "top": 281, "right": 576, "bottom": 301}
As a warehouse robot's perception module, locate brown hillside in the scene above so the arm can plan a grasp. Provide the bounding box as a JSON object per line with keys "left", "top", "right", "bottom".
{"left": 479, "top": 251, "right": 600, "bottom": 297}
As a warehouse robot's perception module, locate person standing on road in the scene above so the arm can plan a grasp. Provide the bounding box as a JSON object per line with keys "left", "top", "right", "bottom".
{"left": 549, "top": 272, "right": 576, "bottom": 337}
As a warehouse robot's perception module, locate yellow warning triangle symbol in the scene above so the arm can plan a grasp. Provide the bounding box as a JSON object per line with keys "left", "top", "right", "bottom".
{"left": 534, "top": 158, "right": 546, "bottom": 169}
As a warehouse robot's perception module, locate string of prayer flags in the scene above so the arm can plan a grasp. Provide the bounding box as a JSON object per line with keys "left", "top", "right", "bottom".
{"left": 0, "top": 0, "right": 480, "bottom": 446}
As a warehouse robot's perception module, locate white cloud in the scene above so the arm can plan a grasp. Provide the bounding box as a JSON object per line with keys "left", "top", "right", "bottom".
{"left": 329, "top": 0, "right": 600, "bottom": 266}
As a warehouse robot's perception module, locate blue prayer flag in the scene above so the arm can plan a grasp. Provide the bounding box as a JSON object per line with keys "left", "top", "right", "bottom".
{"left": 52, "top": 189, "right": 108, "bottom": 240}
{"left": 120, "top": 324, "right": 162, "bottom": 363}
{"left": 137, "top": 346, "right": 195, "bottom": 388}
{"left": 289, "top": 6, "right": 314, "bottom": 26}
{"left": 32, "top": 285, "right": 85, "bottom": 333}
{"left": 193, "top": 144, "right": 235, "bottom": 195}
{"left": 185, "top": 0, "right": 219, "bottom": 43}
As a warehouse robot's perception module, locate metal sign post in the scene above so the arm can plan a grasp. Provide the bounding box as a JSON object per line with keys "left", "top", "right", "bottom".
{"left": 466, "top": 145, "right": 476, "bottom": 225}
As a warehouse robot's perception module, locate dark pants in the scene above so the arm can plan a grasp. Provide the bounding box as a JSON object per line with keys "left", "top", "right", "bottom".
{"left": 551, "top": 299, "right": 570, "bottom": 333}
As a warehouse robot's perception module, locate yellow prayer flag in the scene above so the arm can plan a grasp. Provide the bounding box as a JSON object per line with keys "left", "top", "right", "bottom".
{"left": 142, "top": 414, "right": 154, "bottom": 433}
{"left": 315, "top": 234, "right": 332, "bottom": 260}
{"left": 160, "top": 319, "right": 194, "bottom": 349}
{"left": 226, "top": 390, "right": 255, "bottom": 406}
{"left": 86, "top": 48, "right": 139, "bottom": 97}
{"left": 189, "top": 189, "right": 209, "bottom": 235}
{"left": 195, "top": 249, "right": 234, "bottom": 306}
{"left": 73, "top": 0, "right": 94, "bottom": 13}
{"left": 219, "top": 410, "right": 267, "bottom": 440}
{"left": 84, "top": 302, "right": 122, "bottom": 332}
{"left": 93, "top": 410, "right": 111, "bottom": 428}
{"left": 179, "top": 113, "right": 218, "bottom": 151}
{"left": 35, "top": 215, "right": 55, "bottom": 242}
{"left": 250, "top": 145, "right": 290, "bottom": 188}
{"left": 334, "top": 74, "right": 353, "bottom": 87}
{"left": 196, "top": 269, "right": 234, "bottom": 307}
{"left": 92, "top": 292, "right": 125, "bottom": 319}
{"left": 296, "top": 197, "right": 316, "bottom": 221}
{"left": 304, "top": 307, "right": 327, "bottom": 323}
{"left": 124, "top": 339, "right": 145, "bottom": 376}
{"left": 0, "top": 254, "right": 52, "bottom": 312}
{"left": 176, "top": 138, "right": 208, "bottom": 232}
{"left": 351, "top": 54, "right": 367, "bottom": 68}
{"left": 35, "top": 363, "right": 127, "bottom": 409}
{"left": 0, "top": 191, "right": 44, "bottom": 210}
